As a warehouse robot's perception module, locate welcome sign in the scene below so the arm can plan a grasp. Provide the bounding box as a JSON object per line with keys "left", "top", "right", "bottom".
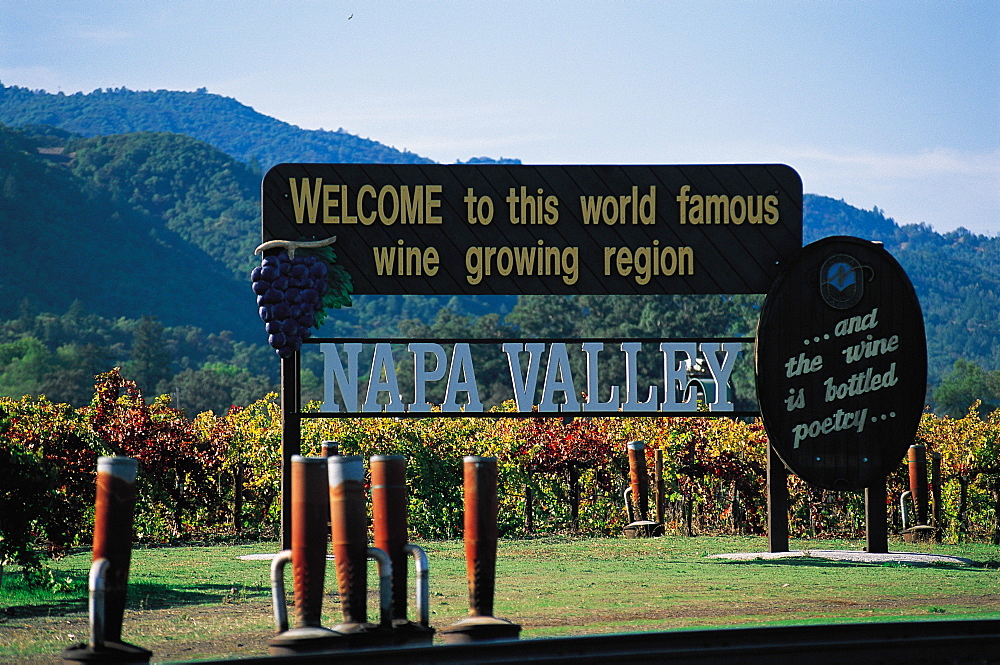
{"left": 262, "top": 164, "right": 803, "bottom": 295}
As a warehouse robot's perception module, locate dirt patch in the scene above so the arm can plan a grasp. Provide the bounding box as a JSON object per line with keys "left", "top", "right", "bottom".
{"left": 515, "top": 593, "right": 1000, "bottom": 631}
{"left": 2, "top": 602, "right": 274, "bottom": 664}
{"left": 7, "top": 591, "right": 999, "bottom": 663}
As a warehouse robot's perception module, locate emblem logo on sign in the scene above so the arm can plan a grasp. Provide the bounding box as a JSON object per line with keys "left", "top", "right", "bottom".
{"left": 820, "top": 254, "right": 864, "bottom": 309}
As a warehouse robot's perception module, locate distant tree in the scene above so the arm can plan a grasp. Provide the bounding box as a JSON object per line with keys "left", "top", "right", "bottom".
{"left": 37, "top": 343, "right": 112, "bottom": 405}
{"left": 933, "top": 359, "right": 1000, "bottom": 417}
{"left": 126, "top": 316, "right": 172, "bottom": 396}
{"left": 0, "top": 334, "right": 112, "bottom": 406}
{"left": 0, "top": 337, "right": 50, "bottom": 397}
{"left": 159, "top": 363, "right": 272, "bottom": 416}
{"left": 505, "top": 295, "right": 580, "bottom": 338}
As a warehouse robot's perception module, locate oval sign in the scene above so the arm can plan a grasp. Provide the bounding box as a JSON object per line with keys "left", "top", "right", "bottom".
{"left": 756, "top": 236, "right": 926, "bottom": 490}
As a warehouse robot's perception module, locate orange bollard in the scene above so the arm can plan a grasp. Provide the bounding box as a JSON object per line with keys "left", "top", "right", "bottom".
{"left": 372, "top": 455, "right": 409, "bottom": 621}
{"left": 902, "top": 444, "right": 934, "bottom": 543}
{"left": 627, "top": 441, "right": 650, "bottom": 521}
{"left": 327, "top": 456, "right": 394, "bottom": 647}
{"left": 268, "top": 456, "right": 342, "bottom": 654}
{"left": 624, "top": 441, "right": 661, "bottom": 537}
{"left": 440, "top": 456, "right": 520, "bottom": 644}
{"left": 371, "top": 455, "right": 434, "bottom": 644}
{"left": 908, "top": 444, "right": 929, "bottom": 526}
{"left": 62, "top": 456, "right": 150, "bottom": 664}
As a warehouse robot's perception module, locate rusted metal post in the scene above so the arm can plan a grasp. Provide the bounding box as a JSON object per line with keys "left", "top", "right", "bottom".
{"left": 62, "top": 457, "right": 151, "bottom": 664}
{"left": 92, "top": 457, "right": 136, "bottom": 645}
{"left": 902, "top": 443, "right": 935, "bottom": 542}
{"left": 329, "top": 455, "right": 370, "bottom": 628}
{"left": 268, "top": 456, "right": 341, "bottom": 655}
{"left": 327, "top": 456, "right": 394, "bottom": 647}
{"left": 627, "top": 441, "right": 650, "bottom": 521}
{"left": 371, "top": 455, "right": 434, "bottom": 644}
{"left": 441, "top": 457, "right": 520, "bottom": 644}
{"left": 464, "top": 456, "right": 498, "bottom": 617}
{"left": 908, "top": 444, "right": 929, "bottom": 526}
{"left": 624, "top": 441, "right": 660, "bottom": 537}
{"left": 291, "top": 457, "right": 329, "bottom": 629}
{"left": 372, "top": 456, "right": 408, "bottom": 621}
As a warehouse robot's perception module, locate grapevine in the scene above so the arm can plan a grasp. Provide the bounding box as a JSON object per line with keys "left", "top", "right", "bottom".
{"left": 250, "top": 238, "right": 353, "bottom": 358}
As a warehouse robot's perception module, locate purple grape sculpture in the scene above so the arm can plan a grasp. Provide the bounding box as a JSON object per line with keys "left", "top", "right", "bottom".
{"left": 251, "top": 238, "right": 353, "bottom": 358}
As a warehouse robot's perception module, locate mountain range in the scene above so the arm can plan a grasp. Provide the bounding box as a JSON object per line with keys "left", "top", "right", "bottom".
{"left": 1, "top": 82, "right": 997, "bottom": 397}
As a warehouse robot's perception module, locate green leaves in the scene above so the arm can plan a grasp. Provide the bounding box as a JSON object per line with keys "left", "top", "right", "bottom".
{"left": 301, "top": 245, "right": 354, "bottom": 329}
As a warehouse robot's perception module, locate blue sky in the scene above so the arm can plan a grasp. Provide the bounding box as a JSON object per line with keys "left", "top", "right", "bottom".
{"left": 1, "top": 0, "right": 997, "bottom": 235}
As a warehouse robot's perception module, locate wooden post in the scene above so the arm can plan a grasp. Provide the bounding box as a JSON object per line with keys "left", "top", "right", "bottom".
{"left": 767, "top": 444, "right": 789, "bottom": 552}
{"left": 233, "top": 463, "right": 243, "bottom": 535}
{"left": 865, "top": 478, "right": 888, "bottom": 553}
{"left": 654, "top": 449, "right": 665, "bottom": 525}
{"left": 524, "top": 485, "right": 534, "bottom": 534}
{"left": 930, "top": 452, "right": 942, "bottom": 542}
{"left": 957, "top": 476, "right": 970, "bottom": 543}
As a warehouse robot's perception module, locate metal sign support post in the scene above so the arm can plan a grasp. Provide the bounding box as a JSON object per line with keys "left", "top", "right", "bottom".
{"left": 865, "top": 479, "right": 889, "bottom": 554}
{"left": 767, "top": 444, "right": 789, "bottom": 553}
{"left": 280, "top": 352, "right": 302, "bottom": 551}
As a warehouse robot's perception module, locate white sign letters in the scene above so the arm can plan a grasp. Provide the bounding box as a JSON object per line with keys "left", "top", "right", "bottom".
{"left": 319, "top": 341, "right": 741, "bottom": 414}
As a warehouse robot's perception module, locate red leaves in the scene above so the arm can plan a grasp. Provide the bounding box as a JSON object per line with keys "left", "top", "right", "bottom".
{"left": 88, "top": 368, "right": 224, "bottom": 533}
{"left": 516, "top": 417, "right": 617, "bottom": 489}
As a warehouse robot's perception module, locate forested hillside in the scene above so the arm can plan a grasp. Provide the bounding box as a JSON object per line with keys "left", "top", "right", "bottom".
{"left": 0, "top": 83, "right": 437, "bottom": 169}
{"left": 0, "top": 124, "right": 255, "bottom": 333}
{"left": 804, "top": 195, "right": 1000, "bottom": 386}
{"left": 1, "top": 83, "right": 996, "bottom": 415}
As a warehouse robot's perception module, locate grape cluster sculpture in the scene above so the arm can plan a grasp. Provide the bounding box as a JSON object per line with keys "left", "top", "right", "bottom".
{"left": 251, "top": 238, "right": 353, "bottom": 358}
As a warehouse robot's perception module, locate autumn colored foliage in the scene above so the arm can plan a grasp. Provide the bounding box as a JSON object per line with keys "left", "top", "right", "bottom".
{"left": 3, "top": 372, "right": 1000, "bottom": 586}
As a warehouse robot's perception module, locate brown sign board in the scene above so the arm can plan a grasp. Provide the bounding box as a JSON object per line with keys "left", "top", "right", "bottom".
{"left": 262, "top": 164, "right": 802, "bottom": 295}
{"left": 755, "top": 236, "right": 927, "bottom": 490}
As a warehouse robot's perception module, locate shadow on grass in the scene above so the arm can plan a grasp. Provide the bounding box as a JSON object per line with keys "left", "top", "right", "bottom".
{"left": 2, "top": 582, "right": 267, "bottom": 620}
{"left": 712, "top": 557, "right": 981, "bottom": 571}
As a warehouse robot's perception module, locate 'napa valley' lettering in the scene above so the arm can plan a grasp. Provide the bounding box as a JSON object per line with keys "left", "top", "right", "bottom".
{"left": 318, "top": 341, "right": 742, "bottom": 414}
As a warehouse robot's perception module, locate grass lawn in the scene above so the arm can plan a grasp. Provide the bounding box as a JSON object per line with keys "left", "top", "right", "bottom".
{"left": 2, "top": 535, "right": 998, "bottom": 663}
